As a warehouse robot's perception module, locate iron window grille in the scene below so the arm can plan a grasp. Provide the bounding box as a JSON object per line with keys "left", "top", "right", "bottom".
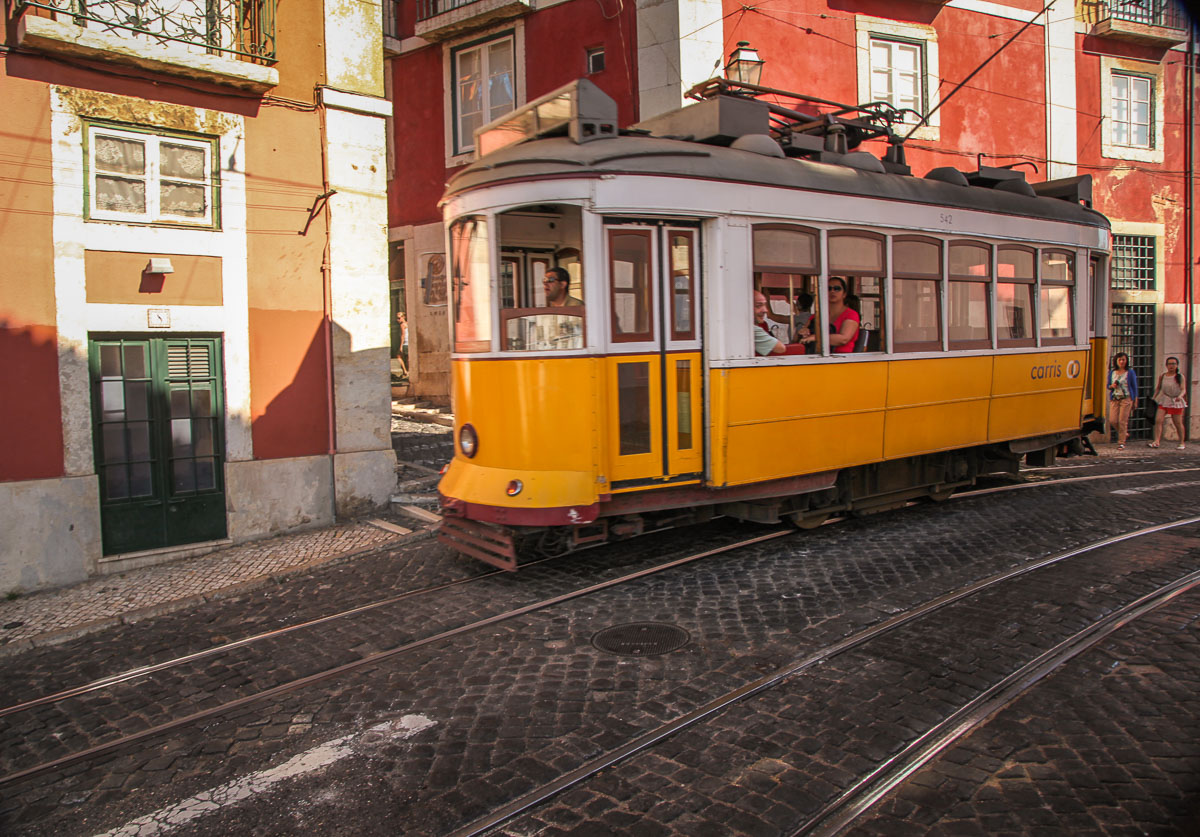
{"left": 1098, "top": 0, "right": 1186, "bottom": 29}
{"left": 17, "top": 0, "right": 276, "bottom": 62}
{"left": 1111, "top": 234, "right": 1156, "bottom": 290}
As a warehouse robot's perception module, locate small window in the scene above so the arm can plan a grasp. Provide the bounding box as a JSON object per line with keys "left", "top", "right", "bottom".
{"left": 450, "top": 216, "right": 492, "bottom": 352}
{"left": 1039, "top": 250, "right": 1075, "bottom": 345}
{"left": 870, "top": 38, "right": 924, "bottom": 122}
{"left": 829, "top": 231, "right": 886, "bottom": 353}
{"left": 948, "top": 241, "right": 991, "bottom": 349}
{"left": 997, "top": 245, "right": 1035, "bottom": 347}
{"left": 587, "top": 47, "right": 606, "bottom": 75}
{"left": 610, "top": 229, "right": 654, "bottom": 342}
{"left": 1111, "top": 73, "right": 1152, "bottom": 149}
{"left": 453, "top": 35, "right": 515, "bottom": 156}
{"left": 754, "top": 225, "right": 820, "bottom": 351}
{"left": 669, "top": 231, "right": 696, "bottom": 341}
{"left": 87, "top": 124, "right": 217, "bottom": 227}
{"left": 892, "top": 236, "right": 941, "bottom": 351}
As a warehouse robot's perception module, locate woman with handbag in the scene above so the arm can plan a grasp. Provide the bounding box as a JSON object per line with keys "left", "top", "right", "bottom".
{"left": 1107, "top": 352, "right": 1137, "bottom": 450}
{"left": 1148, "top": 356, "right": 1188, "bottom": 450}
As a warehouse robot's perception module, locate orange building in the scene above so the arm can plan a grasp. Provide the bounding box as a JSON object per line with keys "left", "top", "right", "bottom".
{"left": 2, "top": 0, "right": 396, "bottom": 590}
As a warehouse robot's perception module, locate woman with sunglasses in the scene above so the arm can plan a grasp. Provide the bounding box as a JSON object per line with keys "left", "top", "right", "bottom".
{"left": 1148, "top": 356, "right": 1188, "bottom": 449}
{"left": 1106, "top": 352, "right": 1137, "bottom": 450}
{"left": 798, "top": 277, "right": 860, "bottom": 353}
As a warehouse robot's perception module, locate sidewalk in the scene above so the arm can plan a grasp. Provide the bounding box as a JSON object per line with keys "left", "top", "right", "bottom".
{"left": 0, "top": 514, "right": 437, "bottom": 657}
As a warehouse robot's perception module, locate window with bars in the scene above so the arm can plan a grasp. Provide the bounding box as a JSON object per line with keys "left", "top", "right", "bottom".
{"left": 1111, "top": 234, "right": 1156, "bottom": 290}
{"left": 1110, "top": 303, "right": 1156, "bottom": 438}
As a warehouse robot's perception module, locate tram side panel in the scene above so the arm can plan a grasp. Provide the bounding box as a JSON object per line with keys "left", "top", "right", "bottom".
{"left": 988, "top": 351, "right": 1090, "bottom": 442}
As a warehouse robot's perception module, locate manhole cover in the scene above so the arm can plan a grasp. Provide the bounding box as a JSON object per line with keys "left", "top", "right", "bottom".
{"left": 591, "top": 622, "right": 690, "bottom": 656}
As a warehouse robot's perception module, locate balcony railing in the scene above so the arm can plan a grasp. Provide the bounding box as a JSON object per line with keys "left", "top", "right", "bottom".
{"left": 416, "top": 0, "right": 483, "bottom": 21}
{"left": 1098, "top": 0, "right": 1186, "bottom": 30}
{"left": 16, "top": 0, "right": 276, "bottom": 63}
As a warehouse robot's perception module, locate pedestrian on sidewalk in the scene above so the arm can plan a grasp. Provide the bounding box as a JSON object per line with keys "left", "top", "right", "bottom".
{"left": 1148, "top": 356, "right": 1187, "bottom": 450}
{"left": 1107, "top": 352, "right": 1137, "bottom": 450}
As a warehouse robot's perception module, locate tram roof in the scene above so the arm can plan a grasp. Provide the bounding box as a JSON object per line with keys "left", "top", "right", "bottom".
{"left": 444, "top": 134, "right": 1110, "bottom": 231}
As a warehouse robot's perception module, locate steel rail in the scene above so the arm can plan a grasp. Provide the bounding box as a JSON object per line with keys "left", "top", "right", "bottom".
{"left": 795, "top": 568, "right": 1200, "bottom": 836}
{"left": 0, "top": 529, "right": 793, "bottom": 789}
{"left": 3, "top": 466, "right": 1194, "bottom": 723}
{"left": 445, "top": 515, "right": 1200, "bottom": 837}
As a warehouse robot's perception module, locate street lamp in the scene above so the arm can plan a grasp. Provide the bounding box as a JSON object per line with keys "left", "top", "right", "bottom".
{"left": 725, "top": 41, "right": 764, "bottom": 87}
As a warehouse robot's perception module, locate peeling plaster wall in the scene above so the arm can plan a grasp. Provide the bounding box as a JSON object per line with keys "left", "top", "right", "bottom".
{"left": 225, "top": 456, "right": 334, "bottom": 542}
{"left": 0, "top": 477, "right": 101, "bottom": 593}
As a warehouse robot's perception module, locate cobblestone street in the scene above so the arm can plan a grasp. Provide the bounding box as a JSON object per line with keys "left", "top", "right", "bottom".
{"left": 1, "top": 448, "right": 1198, "bottom": 836}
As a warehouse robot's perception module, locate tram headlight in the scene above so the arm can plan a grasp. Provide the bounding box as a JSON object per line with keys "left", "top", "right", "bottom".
{"left": 506, "top": 479, "right": 523, "bottom": 496}
{"left": 458, "top": 423, "right": 479, "bottom": 458}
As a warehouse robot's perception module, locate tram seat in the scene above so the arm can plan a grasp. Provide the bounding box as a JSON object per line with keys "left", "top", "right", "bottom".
{"left": 854, "top": 328, "right": 873, "bottom": 353}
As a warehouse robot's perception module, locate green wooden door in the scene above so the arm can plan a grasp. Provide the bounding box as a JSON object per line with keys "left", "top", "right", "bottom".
{"left": 91, "top": 336, "right": 227, "bottom": 555}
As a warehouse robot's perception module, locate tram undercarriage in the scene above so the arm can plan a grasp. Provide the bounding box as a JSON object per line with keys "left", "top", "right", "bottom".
{"left": 438, "top": 431, "right": 1083, "bottom": 570}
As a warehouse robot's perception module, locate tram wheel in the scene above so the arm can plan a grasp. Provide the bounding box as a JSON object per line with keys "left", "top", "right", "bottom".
{"left": 928, "top": 486, "right": 954, "bottom": 502}
{"left": 788, "top": 511, "right": 830, "bottom": 530}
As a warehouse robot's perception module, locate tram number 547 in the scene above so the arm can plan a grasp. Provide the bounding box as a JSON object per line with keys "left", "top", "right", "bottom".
{"left": 939, "top": 213, "right": 954, "bottom": 226}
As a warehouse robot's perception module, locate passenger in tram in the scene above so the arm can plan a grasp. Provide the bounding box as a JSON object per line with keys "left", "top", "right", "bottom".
{"left": 753, "top": 290, "right": 805, "bottom": 356}
{"left": 1107, "top": 351, "right": 1137, "bottom": 450}
{"left": 798, "top": 277, "right": 860, "bottom": 353}
{"left": 543, "top": 267, "right": 583, "bottom": 307}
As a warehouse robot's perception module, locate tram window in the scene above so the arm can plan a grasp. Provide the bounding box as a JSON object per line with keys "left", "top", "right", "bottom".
{"left": 1040, "top": 250, "right": 1075, "bottom": 345}
{"left": 829, "top": 231, "right": 886, "bottom": 353}
{"left": 997, "top": 246, "right": 1036, "bottom": 347}
{"left": 893, "top": 237, "right": 942, "bottom": 351}
{"left": 610, "top": 229, "right": 654, "bottom": 342}
{"left": 495, "top": 205, "right": 585, "bottom": 352}
{"left": 753, "top": 224, "right": 820, "bottom": 354}
{"left": 948, "top": 242, "right": 991, "bottom": 349}
{"left": 450, "top": 216, "right": 492, "bottom": 353}
{"left": 669, "top": 231, "right": 696, "bottom": 340}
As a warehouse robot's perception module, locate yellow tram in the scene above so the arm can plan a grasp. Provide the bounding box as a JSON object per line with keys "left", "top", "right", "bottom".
{"left": 436, "top": 80, "right": 1111, "bottom": 569}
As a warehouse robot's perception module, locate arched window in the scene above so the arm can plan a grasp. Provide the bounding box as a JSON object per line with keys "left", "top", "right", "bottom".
{"left": 828, "top": 230, "right": 887, "bottom": 353}
{"left": 1039, "top": 249, "right": 1075, "bottom": 345}
{"left": 948, "top": 241, "right": 991, "bottom": 349}
{"left": 753, "top": 224, "right": 820, "bottom": 352}
{"left": 893, "top": 236, "right": 942, "bottom": 351}
{"left": 997, "top": 245, "right": 1036, "bottom": 347}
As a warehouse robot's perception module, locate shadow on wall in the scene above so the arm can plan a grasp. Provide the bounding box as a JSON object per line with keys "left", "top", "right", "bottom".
{"left": 0, "top": 319, "right": 65, "bottom": 482}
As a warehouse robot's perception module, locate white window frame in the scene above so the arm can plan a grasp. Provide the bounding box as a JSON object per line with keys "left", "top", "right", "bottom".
{"left": 869, "top": 38, "right": 924, "bottom": 121}
{"left": 86, "top": 123, "right": 217, "bottom": 228}
{"left": 446, "top": 30, "right": 520, "bottom": 161}
{"left": 856, "top": 16, "right": 939, "bottom": 142}
{"left": 1100, "top": 56, "right": 1164, "bottom": 163}
{"left": 1110, "top": 72, "right": 1152, "bottom": 148}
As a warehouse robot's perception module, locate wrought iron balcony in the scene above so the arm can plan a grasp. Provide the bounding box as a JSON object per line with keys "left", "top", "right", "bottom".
{"left": 414, "top": 0, "right": 529, "bottom": 41}
{"left": 1090, "top": 0, "right": 1189, "bottom": 46}
{"left": 16, "top": 0, "right": 277, "bottom": 63}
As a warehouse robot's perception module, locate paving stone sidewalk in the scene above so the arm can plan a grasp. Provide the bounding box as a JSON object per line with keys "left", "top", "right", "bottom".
{"left": 0, "top": 520, "right": 417, "bottom": 655}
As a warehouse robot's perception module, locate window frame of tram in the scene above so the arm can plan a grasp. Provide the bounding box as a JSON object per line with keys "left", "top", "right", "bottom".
{"left": 747, "top": 227, "right": 1080, "bottom": 359}
{"left": 89, "top": 335, "right": 227, "bottom": 555}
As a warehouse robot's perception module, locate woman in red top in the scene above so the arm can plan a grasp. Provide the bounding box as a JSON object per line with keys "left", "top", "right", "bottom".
{"left": 799, "top": 277, "right": 860, "bottom": 353}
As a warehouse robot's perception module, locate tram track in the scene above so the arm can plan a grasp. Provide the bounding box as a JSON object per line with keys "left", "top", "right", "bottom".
{"left": 1, "top": 465, "right": 1197, "bottom": 820}
{"left": 447, "top": 514, "right": 1200, "bottom": 837}
{"left": 5, "top": 463, "right": 1195, "bottom": 728}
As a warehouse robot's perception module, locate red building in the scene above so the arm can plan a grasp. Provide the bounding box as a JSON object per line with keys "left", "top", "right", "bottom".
{"left": 385, "top": 0, "right": 1196, "bottom": 442}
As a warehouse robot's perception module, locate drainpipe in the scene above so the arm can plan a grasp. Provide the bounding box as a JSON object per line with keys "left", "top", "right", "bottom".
{"left": 1187, "top": 27, "right": 1195, "bottom": 441}
{"left": 319, "top": 102, "right": 339, "bottom": 521}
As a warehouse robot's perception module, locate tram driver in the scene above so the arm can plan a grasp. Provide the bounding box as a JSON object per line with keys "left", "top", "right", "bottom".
{"left": 543, "top": 267, "right": 583, "bottom": 307}
{"left": 754, "top": 290, "right": 805, "bottom": 356}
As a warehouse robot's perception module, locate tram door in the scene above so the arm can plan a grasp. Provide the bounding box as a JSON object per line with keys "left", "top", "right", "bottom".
{"left": 604, "top": 222, "right": 704, "bottom": 490}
